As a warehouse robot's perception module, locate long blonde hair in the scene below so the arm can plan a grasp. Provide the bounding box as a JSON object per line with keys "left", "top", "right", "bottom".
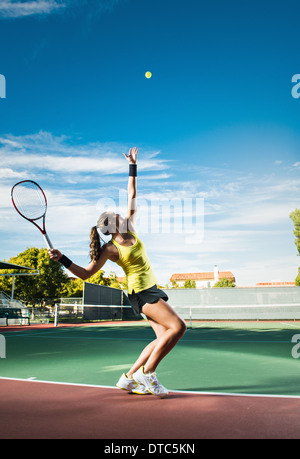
{"left": 89, "top": 226, "right": 102, "bottom": 262}
{"left": 89, "top": 211, "right": 116, "bottom": 262}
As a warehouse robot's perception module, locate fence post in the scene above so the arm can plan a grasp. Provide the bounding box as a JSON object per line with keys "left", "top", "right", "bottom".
{"left": 0, "top": 334, "right": 6, "bottom": 358}
{"left": 54, "top": 304, "right": 58, "bottom": 327}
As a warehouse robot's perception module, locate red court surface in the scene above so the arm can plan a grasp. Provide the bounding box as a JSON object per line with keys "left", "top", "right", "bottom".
{"left": 1, "top": 378, "right": 300, "bottom": 439}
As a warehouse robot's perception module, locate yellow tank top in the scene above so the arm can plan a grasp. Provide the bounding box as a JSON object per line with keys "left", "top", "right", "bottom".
{"left": 111, "top": 231, "right": 157, "bottom": 294}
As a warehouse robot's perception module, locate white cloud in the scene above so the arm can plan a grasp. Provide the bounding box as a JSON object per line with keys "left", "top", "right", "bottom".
{"left": 0, "top": 168, "right": 27, "bottom": 179}
{"left": 0, "top": 132, "right": 169, "bottom": 178}
{"left": 1, "top": 130, "right": 299, "bottom": 287}
{"left": 211, "top": 203, "right": 296, "bottom": 228}
{"left": 7, "top": 153, "right": 125, "bottom": 174}
{"left": 0, "top": 0, "right": 66, "bottom": 18}
{"left": 0, "top": 0, "right": 125, "bottom": 19}
{"left": 0, "top": 185, "right": 14, "bottom": 211}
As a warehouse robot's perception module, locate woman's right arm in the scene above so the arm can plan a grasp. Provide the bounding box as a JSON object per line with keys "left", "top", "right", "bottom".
{"left": 48, "top": 246, "right": 110, "bottom": 281}
{"left": 123, "top": 147, "right": 138, "bottom": 227}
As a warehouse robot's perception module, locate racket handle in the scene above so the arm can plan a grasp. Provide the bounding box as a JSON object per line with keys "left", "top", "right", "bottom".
{"left": 43, "top": 233, "right": 53, "bottom": 250}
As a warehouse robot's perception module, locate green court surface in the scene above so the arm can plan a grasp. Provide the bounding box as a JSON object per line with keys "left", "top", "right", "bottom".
{"left": 1, "top": 321, "right": 300, "bottom": 397}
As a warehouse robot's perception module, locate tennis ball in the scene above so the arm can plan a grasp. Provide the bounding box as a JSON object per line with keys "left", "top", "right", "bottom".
{"left": 145, "top": 71, "right": 152, "bottom": 79}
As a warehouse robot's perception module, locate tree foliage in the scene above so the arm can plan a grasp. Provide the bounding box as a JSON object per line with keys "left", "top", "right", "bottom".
{"left": 0, "top": 247, "right": 68, "bottom": 303}
{"left": 170, "top": 280, "right": 179, "bottom": 288}
{"left": 184, "top": 279, "right": 196, "bottom": 288}
{"left": 295, "top": 268, "right": 300, "bottom": 287}
{"left": 169, "top": 279, "right": 196, "bottom": 288}
{"left": 0, "top": 247, "right": 123, "bottom": 303}
{"left": 290, "top": 209, "right": 300, "bottom": 285}
{"left": 213, "top": 278, "right": 236, "bottom": 288}
{"left": 290, "top": 208, "right": 300, "bottom": 256}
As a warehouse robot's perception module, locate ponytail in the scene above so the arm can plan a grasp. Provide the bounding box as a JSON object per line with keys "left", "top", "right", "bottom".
{"left": 91, "top": 211, "right": 114, "bottom": 261}
{"left": 89, "top": 226, "right": 102, "bottom": 262}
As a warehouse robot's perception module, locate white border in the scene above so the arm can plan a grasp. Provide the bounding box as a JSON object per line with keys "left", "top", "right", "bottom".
{"left": 1, "top": 376, "right": 300, "bottom": 400}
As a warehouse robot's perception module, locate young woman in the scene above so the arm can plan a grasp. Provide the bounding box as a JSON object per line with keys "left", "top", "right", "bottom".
{"left": 48, "top": 147, "right": 186, "bottom": 397}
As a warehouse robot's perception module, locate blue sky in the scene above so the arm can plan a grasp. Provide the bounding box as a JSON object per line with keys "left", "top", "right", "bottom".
{"left": 0, "top": 0, "right": 300, "bottom": 286}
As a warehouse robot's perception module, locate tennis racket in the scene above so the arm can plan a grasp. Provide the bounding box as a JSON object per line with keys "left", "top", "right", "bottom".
{"left": 11, "top": 180, "right": 53, "bottom": 249}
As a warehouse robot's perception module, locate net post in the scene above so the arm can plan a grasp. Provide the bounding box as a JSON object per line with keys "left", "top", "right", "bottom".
{"left": 189, "top": 306, "right": 192, "bottom": 330}
{"left": 54, "top": 303, "right": 58, "bottom": 327}
{"left": 121, "top": 290, "right": 124, "bottom": 321}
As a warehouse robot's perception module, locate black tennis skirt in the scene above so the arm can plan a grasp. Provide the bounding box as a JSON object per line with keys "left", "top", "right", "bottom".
{"left": 128, "top": 284, "right": 169, "bottom": 314}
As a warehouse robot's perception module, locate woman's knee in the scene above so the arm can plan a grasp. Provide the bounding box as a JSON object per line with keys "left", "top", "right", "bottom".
{"left": 142, "top": 299, "right": 186, "bottom": 336}
{"left": 172, "top": 316, "right": 187, "bottom": 337}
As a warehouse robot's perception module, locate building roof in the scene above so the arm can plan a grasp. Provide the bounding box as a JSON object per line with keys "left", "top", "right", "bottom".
{"left": 170, "top": 272, "right": 235, "bottom": 281}
{"left": 256, "top": 282, "right": 295, "bottom": 287}
{"left": 116, "top": 276, "right": 127, "bottom": 284}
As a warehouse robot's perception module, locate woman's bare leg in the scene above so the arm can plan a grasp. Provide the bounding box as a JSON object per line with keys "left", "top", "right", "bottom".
{"left": 126, "top": 321, "right": 168, "bottom": 378}
{"left": 126, "top": 340, "right": 157, "bottom": 379}
{"left": 141, "top": 299, "right": 186, "bottom": 373}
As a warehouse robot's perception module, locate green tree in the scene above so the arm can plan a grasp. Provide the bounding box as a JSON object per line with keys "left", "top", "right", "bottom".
{"left": 60, "top": 271, "right": 122, "bottom": 298}
{"left": 108, "top": 272, "right": 122, "bottom": 289}
{"left": 61, "top": 277, "right": 84, "bottom": 298}
{"left": 86, "top": 269, "right": 111, "bottom": 286}
{"left": 295, "top": 268, "right": 300, "bottom": 286}
{"left": 290, "top": 209, "right": 300, "bottom": 255}
{"left": 213, "top": 278, "right": 236, "bottom": 288}
{"left": 290, "top": 209, "right": 300, "bottom": 285}
{"left": 183, "top": 279, "right": 196, "bottom": 288}
{"left": 0, "top": 247, "right": 69, "bottom": 304}
{"left": 170, "top": 280, "right": 179, "bottom": 289}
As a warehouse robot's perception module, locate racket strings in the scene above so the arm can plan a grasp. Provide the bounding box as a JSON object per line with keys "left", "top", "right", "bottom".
{"left": 12, "top": 182, "right": 47, "bottom": 220}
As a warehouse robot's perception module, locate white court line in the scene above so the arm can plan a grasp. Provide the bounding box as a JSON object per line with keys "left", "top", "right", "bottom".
{"left": 1, "top": 376, "right": 300, "bottom": 400}
{"left": 279, "top": 322, "right": 300, "bottom": 328}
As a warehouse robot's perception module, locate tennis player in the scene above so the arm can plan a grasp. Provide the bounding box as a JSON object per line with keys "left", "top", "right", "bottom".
{"left": 48, "top": 147, "right": 186, "bottom": 397}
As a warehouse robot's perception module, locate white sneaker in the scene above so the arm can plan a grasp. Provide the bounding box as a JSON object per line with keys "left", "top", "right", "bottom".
{"left": 116, "top": 373, "right": 137, "bottom": 392}
{"left": 131, "top": 384, "right": 151, "bottom": 395}
{"left": 133, "top": 366, "right": 169, "bottom": 398}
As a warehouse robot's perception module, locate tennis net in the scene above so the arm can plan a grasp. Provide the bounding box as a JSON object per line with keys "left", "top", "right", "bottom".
{"left": 54, "top": 303, "right": 142, "bottom": 327}
{"left": 53, "top": 302, "right": 300, "bottom": 328}
{"left": 163, "top": 286, "right": 300, "bottom": 328}
{"left": 172, "top": 303, "right": 300, "bottom": 328}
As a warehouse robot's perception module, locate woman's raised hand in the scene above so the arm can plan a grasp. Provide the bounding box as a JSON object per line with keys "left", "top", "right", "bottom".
{"left": 123, "top": 147, "right": 138, "bottom": 164}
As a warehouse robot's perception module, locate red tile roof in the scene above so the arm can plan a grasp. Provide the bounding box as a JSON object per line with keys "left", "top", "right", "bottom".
{"left": 116, "top": 277, "right": 126, "bottom": 283}
{"left": 256, "top": 282, "right": 295, "bottom": 286}
{"left": 170, "top": 272, "right": 235, "bottom": 281}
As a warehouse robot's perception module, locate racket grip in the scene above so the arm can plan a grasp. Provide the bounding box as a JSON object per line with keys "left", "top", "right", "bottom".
{"left": 43, "top": 233, "right": 53, "bottom": 249}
